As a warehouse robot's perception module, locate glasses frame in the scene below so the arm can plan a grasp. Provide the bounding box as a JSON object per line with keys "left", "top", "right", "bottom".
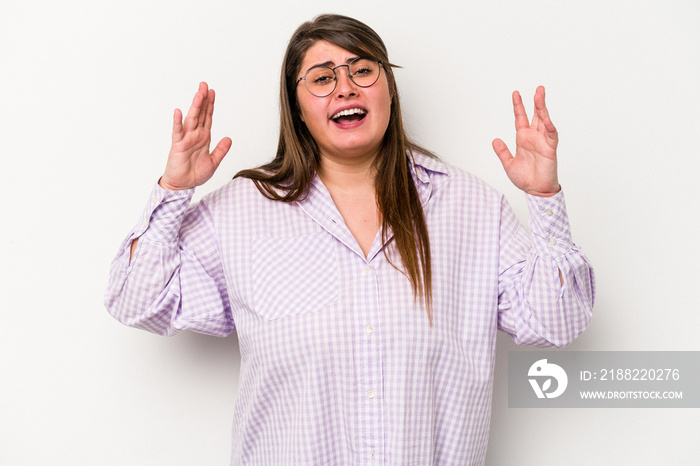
{"left": 296, "top": 58, "right": 384, "bottom": 98}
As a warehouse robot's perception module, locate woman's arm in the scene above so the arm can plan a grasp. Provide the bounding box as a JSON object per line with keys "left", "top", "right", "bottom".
{"left": 493, "top": 86, "right": 594, "bottom": 346}
{"left": 105, "top": 83, "right": 235, "bottom": 337}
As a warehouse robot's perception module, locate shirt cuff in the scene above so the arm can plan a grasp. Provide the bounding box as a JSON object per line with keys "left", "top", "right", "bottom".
{"left": 525, "top": 189, "right": 574, "bottom": 258}
{"left": 134, "top": 183, "right": 195, "bottom": 243}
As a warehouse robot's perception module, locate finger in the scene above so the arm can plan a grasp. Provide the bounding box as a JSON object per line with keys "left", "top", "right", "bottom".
{"left": 492, "top": 138, "right": 513, "bottom": 168}
{"left": 533, "top": 86, "right": 557, "bottom": 134}
{"left": 197, "top": 82, "right": 211, "bottom": 128}
{"left": 211, "top": 137, "right": 232, "bottom": 166}
{"left": 203, "top": 88, "right": 215, "bottom": 130}
{"left": 512, "top": 91, "right": 529, "bottom": 131}
{"left": 172, "top": 108, "right": 184, "bottom": 144}
{"left": 542, "top": 116, "right": 557, "bottom": 136}
{"left": 183, "top": 84, "right": 206, "bottom": 132}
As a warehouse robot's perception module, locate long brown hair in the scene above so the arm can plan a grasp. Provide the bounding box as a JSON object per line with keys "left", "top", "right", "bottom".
{"left": 236, "top": 14, "right": 437, "bottom": 324}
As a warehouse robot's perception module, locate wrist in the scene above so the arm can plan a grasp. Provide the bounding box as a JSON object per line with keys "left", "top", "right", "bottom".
{"left": 158, "top": 176, "right": 191, "bottom": 191}
{"left": 525, "top": 184, "right": 561, "bottom": 198}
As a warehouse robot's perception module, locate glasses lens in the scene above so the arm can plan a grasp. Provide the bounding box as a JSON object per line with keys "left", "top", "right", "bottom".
{"left": 349, "top": 59, "right": 381, "bottom": 87}
{"left": 305, "top": 67, "right": 336, "bottom": 97}
{"left": 303, "top": 59, "right": 382, "bottom": 97}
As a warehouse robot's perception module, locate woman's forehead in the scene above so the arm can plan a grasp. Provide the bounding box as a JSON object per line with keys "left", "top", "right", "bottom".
{"left": 300, "top": 41, "right": 360, "bottom": 70}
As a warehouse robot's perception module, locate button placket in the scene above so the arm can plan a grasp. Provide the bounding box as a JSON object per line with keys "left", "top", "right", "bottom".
{"left": 356, "top": 258, "right": 383, "bottom": 459}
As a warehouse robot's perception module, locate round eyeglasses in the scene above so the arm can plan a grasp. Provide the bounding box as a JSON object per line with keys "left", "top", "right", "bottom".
{"left": 297, "top": 58, "right": 383, "bottom": 98}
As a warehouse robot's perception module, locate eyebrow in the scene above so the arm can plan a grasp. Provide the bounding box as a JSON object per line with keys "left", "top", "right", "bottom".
{"left": 304, "top": 56, "right": 361, "bottom": 74}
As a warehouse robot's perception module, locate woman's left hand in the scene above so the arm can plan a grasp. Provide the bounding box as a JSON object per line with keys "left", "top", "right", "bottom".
{"left": 492, "top": 85, "right": 560, "bottom": 197}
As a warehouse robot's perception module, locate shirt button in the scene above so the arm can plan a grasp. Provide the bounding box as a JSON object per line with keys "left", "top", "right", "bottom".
{"left": 363, "top": 267, "right": 371, "bottom": 275}
{"left": 549, "top": 237, "right": 557, "bottom": 246}
{"left": 151, "top": 196, "right": 158, "bottom": 205}
{"left": 545, "top": 209, "right": 554, "bottom": 217}
{"left": 365, "top": 325, "right": 374, "bottom": 334}
{"left": 366, "top": 389, "right": 375, "bottom": 399}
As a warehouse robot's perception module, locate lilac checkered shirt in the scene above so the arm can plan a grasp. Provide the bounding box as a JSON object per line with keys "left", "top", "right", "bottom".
{"left": 105, "top": 152, "right": 594, "bottom": 465}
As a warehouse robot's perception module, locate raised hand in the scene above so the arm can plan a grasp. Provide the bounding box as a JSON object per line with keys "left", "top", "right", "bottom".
{"left": 492, "top": 86, "right": 560, "bottom": 197}
{"left": 159, "top": 82, "right": 232, "bottom": 190}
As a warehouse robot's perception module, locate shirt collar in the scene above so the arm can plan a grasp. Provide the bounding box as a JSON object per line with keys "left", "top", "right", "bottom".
{"left": 407, "top": 150, "right": 450, "bottom": 207}
{"left": 297, "top": 151, "right": 449, "bottom": 261}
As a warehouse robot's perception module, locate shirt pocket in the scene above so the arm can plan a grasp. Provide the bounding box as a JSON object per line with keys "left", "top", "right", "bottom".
{"left": 252, "top": 232, "right": 338, "bottom": 320}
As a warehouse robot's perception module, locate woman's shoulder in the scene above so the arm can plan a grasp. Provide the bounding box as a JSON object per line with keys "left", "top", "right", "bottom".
{"left": 197, "top": 175, "right": 273, "bottom": 212}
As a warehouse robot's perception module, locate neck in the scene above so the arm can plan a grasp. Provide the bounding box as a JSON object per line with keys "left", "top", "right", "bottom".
{"left": 316, "top": 151, "right": 382, "bottom": 258}
{"left": 317, "top": 151, "right": 378, "bottom": 192}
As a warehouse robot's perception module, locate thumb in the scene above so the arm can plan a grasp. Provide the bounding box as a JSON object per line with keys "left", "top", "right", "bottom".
{"left": 492, "top": 138, "right": 513, "bottom": 170}
{"left": 211, "top": 137, "right": 232, "bottom": 167}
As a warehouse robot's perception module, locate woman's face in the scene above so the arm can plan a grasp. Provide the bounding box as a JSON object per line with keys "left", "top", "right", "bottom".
{"left": 296, "top": 40, "right": 392, "bottom": 167}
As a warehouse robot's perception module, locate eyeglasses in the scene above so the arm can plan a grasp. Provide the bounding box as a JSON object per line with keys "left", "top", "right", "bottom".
{"left": 297, "top": 58, "right": 383, "bottom": 98}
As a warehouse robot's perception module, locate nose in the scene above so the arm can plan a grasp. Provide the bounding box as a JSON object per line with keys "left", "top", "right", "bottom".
{"left": 334, "top": 65, "right": 357, "bottom": 98}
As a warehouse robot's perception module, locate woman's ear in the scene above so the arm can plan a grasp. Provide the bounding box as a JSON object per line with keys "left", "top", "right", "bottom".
{"left": 386, "top": 70, "right": 396, "bottom": 100}
{"left": 297, "top": 102, "right": 305, "bottom": 122}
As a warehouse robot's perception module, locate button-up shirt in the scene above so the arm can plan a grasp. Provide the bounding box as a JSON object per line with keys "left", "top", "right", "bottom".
{"left": 105, "top": 152, "right": 594, "bottom": 465}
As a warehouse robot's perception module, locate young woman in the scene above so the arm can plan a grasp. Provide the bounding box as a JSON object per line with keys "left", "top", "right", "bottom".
{"left": 106, "top": 14, "right": 594, "bottom": 465}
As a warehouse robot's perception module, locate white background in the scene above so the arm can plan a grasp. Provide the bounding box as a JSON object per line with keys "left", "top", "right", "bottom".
{"left": 2, "top": 0, "right": 699, "bottom": 464}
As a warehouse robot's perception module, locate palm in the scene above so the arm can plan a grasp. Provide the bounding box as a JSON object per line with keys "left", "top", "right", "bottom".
{"left": 492, "top": 86, "right": 560, "bottom": 197}
{"left": 160, "top": 82, "right": 231, "bottom": 190}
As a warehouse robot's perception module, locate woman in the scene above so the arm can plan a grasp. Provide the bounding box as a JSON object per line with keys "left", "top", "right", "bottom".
{"left": 106, "top": 14, "right": 594, "bottom": 465}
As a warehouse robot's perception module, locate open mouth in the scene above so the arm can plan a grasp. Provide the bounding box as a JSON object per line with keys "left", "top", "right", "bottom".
{"left": 331, "top": 108, "right": 367, "bottom": 124}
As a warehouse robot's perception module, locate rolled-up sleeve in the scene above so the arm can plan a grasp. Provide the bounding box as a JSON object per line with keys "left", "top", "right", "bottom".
{"left": 497, "top": 190, "right": 595, "bottom": 347}
{"left": 104, "top": 184, "right": 234, "bottom": 337}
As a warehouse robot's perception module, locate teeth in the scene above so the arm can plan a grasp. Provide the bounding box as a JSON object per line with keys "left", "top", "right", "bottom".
{"left": 331, "top": 108, "right": 366, "bottom": 120}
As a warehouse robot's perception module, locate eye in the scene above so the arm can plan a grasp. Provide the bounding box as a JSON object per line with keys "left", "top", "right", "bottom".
{"left": 314, "top": 76, "right": 333, "bottom": 85}
{"left": 350, "top": 59, "right": 377, "bottom": 78}
{"left": 309, "top": 69, "right": 335, "bottom": 86}
{"left": 353, "top": 67, "right": 372, "bottom": 76}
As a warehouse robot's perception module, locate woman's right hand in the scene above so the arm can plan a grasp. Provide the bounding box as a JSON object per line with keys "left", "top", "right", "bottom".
{"left": 159, "top": 82, "right": 232, "bottom": 190}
